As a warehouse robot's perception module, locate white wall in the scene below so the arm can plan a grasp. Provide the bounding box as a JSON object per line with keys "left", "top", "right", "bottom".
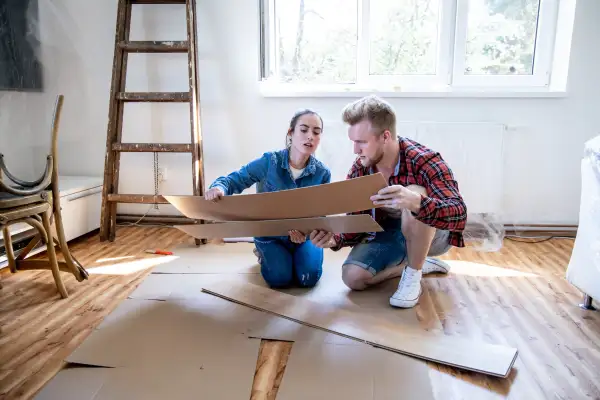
{"left": 2, "top": 0, "right": 599, "bottom": 225}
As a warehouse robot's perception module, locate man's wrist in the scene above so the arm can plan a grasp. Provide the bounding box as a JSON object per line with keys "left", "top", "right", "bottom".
{"left": 330, "top": 234, "right": 341, "bottom": 249}
{"left": 409, "top": 193, "right": 423, "bottom": 214}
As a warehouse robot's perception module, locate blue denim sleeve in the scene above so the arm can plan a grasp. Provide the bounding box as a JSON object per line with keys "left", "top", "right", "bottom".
{"left": 322, "top": 169, "right": 332, "bottom": 184}
{"left": 209, "top": 152, "right": 270, "bottom": 195}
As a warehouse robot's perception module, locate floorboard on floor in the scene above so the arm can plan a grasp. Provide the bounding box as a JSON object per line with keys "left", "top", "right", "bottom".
{"left": 0, "top": 226, "right": 598, "bottom": 400}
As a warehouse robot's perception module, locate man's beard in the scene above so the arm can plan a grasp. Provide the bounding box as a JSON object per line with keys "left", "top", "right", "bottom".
{"left": 361, "top": 148, "right": 384, "bottom": 168}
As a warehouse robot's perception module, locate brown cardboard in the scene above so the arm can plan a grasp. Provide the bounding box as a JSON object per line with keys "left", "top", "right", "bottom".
{"left": 175, "top": 214, "right": 383, "bottom": 240}
{"left": 277, "top": 342, "right": 435, "bottom": 400}
{"left": 164, "top": 173, "right": 387, "bottom": 221}
{"left": 34, "top": 367, "right": 108, "bottom": 400}
{"left": 36, "top": 351, "right": 259, "bottom": 399}
{"left": 134, "top": 248, "right": 422, "bottom": 329}
{"left": 202, "top": 281, "right": 519, "bottom": 378}
{"left": 66, "top": 296, "right": 259, "bottom": 368}
{"left": 122, "top": 274, "right": 358, "bottom": 345}
{"left": 151, "top": 242, "right": 260, "bottom": 274}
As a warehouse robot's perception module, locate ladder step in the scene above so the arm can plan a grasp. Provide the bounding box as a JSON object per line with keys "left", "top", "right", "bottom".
{"left": 130, "top": 0, "right": 187, "bottom": 4}
{"left": 112, "top": 143, "right": 192, "bottom": 152}
{"left": 117, "top": 92, "right": 190, "bottom": 102}
{"left": 107, "top": 194, "right": 169, "bottom": 204}
{"left": 119, "top": 41, "right": 189, "bottom": 53}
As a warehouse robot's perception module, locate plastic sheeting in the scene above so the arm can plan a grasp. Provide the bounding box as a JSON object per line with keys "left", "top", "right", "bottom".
{"left": 565, "top": 134, "right": 600, "bottom": 298}
{"left": 463, "top": 213, "right": 505, "bottom": 252}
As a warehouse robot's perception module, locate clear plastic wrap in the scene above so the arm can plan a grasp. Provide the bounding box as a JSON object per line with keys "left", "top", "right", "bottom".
{"left": 463, "top": 213, "right": 506, "bottom": 252}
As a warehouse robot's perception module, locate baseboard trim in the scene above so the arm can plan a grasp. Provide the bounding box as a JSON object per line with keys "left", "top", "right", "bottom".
{"left": 116, "top": 214, "right": 196, "bottom": 225}
{"left": 504, "top": 225, "right": 577, "bottom": 238}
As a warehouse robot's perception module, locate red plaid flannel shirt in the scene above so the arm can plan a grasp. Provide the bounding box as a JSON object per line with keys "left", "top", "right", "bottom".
{"left": 333, "top": 137, "right": 467, "bottom": 249}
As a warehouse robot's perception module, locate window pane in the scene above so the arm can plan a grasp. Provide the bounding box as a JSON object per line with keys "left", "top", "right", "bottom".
{"left": 369, "top": 0, "right": 441, "bottom": 75}
{"left": 274, "top": 0, "right": 357, "bottom": 84}
{"left": 464, "top": 0, "right": 540, "bottom": 75}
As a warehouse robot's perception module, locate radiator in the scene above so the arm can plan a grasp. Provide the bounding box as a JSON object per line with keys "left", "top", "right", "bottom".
{"left": 405, "top": 122, "right": 506, "bottom": 216}
{"left": 317, "top": 121, "right": 506, "bottom": 216}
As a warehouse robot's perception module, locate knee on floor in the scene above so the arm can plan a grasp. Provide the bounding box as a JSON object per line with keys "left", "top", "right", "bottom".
{"left": 262, "top": 273, "right": 293, "bottom": 288}
{"left": 296, "top": 271, "right": 321, "bottom": 288}
{"left": 342, "top": 265, "right": 370, "bottom": 291}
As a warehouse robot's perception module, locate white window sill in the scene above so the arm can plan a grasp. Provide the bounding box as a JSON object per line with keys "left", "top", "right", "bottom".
{"left": 258, "top": 82, "right": 567, "bottom": 99}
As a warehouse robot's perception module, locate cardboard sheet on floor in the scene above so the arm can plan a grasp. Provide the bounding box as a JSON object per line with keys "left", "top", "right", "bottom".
{"left": 130, "top": 264, "right": 421, "bottom": 331}
{"left": 66, "top": 296, "right": 263, "bottom": 368}
{"left": 202, "top": 281, "right": 519, "bottom": 378}
{"left": 145, "top": 245, "right": 422, "bottom": 327}
{"left": 151, "top": 242, "right": 260, "bottom": 274}
{"left": 34, "top": 363, "right": 258, "bottom": 399}
{"left": 164, "top": 173, "right": 387, "bottom": 221}
{"left": 122, "top": 274, "right": 357, "bottom": 345}
{"left": 277, "top": 342, "right": 435, "bottom": 400}
{"left": 175, "top": 214, "right": 383, "bottom": 240}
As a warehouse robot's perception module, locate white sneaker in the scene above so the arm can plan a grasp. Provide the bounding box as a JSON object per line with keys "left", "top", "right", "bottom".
{"left": 422, "top": 258, "right": 450, "bottom": 275}
{"left": 389, "top": 266, "right": 422, "bottom": 308}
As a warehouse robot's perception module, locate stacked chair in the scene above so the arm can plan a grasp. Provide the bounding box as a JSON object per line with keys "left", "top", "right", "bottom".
{"left": 0, "top": 95, "right": 88, "bottom": 298}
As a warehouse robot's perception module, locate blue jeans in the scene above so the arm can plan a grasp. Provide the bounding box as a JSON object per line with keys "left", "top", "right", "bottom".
{"left": 254, "top": 236, "right": 323, "bottom": 288}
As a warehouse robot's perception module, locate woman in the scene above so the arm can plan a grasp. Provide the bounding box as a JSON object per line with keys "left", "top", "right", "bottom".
{"left": 204, "top": 109, "right": 331, "bottom": 288}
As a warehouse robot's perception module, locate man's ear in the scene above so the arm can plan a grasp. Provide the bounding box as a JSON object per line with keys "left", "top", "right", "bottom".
{"left": 382, "top": 130, "right": 392, "bottom": 142}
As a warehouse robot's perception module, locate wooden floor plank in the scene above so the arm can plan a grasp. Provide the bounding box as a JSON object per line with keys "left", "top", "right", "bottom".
{"left": 0, "top": 226, "right": 598, "bottom": 400}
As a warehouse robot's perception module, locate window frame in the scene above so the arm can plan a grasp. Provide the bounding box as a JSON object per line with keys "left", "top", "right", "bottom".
{"left": 450, "top": 0, "right": 560, "bottom": 89}
{"left": 259, "top": 0, "right": 563, "bottom": 94}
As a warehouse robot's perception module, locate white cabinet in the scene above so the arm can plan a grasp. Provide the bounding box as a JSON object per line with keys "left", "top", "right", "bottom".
{"left": 0, "top": 175, "right": 103, "bottom": 269}
{"left": 54, "top": 176, "right": 103, "bottom": 242}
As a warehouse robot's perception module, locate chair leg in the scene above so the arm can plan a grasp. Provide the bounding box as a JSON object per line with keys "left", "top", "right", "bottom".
{"left": 2, "top": 226, "right": 18, "bottom": 273}
{"left": 53, "top": 237, "right": 89, "bottom": 281}
{"left": 50, "top": 191, "right": 89, "bottom": 282}
{"left": 579, "top": 294, "right": 596, "bottom": 311}
{"left": 42, "top": 209, "right": 68, "bottom": 299}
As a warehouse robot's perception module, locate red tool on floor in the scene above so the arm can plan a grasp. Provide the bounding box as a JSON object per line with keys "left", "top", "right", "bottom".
{"left": 145, "top": 249, "right": 173, "bottom": 255}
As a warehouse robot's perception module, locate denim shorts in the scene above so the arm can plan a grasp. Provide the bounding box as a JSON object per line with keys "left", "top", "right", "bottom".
{"left": 343, "top": 217, "right": 451, "bottom": 276}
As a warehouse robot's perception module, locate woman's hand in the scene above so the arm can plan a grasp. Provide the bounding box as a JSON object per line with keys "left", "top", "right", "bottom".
{"left": 309, "top": 230, "right": 337, "bottom": 248}
{"left": 289, "top": 230, "right": 306, "bottom": 244}
{"left": 205, "top": 187, "right": 225, "bottom": 202}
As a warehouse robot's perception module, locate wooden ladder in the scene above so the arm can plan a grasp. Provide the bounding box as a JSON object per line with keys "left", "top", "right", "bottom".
{"left": 99, "top": 0, "right": 204, "bottom": 243}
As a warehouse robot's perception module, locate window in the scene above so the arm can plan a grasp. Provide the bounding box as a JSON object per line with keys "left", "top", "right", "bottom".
{"left": 259, "top": 0, "right": 563, "bottom": 93}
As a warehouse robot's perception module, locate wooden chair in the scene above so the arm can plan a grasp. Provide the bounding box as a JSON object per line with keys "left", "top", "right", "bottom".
{"left": 0, "top": 95, "right": 89, "bottom": 298}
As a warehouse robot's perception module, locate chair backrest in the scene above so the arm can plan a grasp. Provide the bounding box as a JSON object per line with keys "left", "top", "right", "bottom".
{"left": 0, "top": 95, "right": 64, "bottom": 197}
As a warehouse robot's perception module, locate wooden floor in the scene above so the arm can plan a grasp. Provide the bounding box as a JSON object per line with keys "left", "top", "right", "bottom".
{"left": 0, "top": 226, "right": 599, "bottom": 399}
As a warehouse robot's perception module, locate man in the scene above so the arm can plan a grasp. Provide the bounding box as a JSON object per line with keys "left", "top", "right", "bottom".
{"left": 310, "top": 95, "right": 467, "bottom": 308}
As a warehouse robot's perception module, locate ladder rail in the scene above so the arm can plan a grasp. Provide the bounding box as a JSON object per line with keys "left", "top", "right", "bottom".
{"left": 100, "top": 0, "right": 133, "bottom": 241}
{"left": 100, "top": 0, "right": 205, "bottom": 243}
{"left": 186, "top": 0, "right": 205, "bottom": 245}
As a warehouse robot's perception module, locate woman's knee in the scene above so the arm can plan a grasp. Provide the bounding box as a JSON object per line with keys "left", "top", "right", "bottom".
{"left": 255, "top": 239, "right": 293, "bottom": 288}
{"left": 296, "top": 270, "right": 321, "bottom": 288}
{"left": 293, "top": 241, "right": 324, "bottom": 288}
{"left": 261, "top": 267, "right": 293, "bottom": 288}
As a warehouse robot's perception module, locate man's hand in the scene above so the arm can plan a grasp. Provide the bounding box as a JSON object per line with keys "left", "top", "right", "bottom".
{"left": 289, "top": 230, "right": 306, "bottom": 244}
{"left": 205, "top": 187, "right": 225, "bottom": 202}
{"left": 370, "top": 185, "right": 422, "bottom": 214}
{"left": 309, "top": 230, "right": 337, "bottom": 248}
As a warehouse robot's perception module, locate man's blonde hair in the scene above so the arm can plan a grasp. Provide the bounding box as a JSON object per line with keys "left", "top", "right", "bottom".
{"left": 342, "top": 95, "right": 396, "bottom": 137}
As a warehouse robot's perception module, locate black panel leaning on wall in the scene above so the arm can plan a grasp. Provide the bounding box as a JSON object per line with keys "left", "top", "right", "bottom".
{"left": 0, "top": 0, "right": 43, "bottom": 92}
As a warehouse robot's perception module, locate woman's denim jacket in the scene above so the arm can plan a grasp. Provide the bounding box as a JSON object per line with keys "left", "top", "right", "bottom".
{"left": 209, "top": 148, "right": 331, "bottom": 195}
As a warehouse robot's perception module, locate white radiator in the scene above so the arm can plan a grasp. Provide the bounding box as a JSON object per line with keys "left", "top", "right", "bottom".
{"left": 404, "top": 122, "right": 506, "bottom": 216}
{"left": 317, "top": 121, "right": 506, "bottom": 216}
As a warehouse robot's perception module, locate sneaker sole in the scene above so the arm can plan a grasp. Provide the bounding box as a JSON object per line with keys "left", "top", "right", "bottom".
{"left": 389, "top": 287, "right": 422, "bottom": 308}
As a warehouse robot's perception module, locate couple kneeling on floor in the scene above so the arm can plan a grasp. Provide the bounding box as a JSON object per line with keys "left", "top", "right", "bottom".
{"left": 204, "top": 95, "right": 467, "bottom": 309}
